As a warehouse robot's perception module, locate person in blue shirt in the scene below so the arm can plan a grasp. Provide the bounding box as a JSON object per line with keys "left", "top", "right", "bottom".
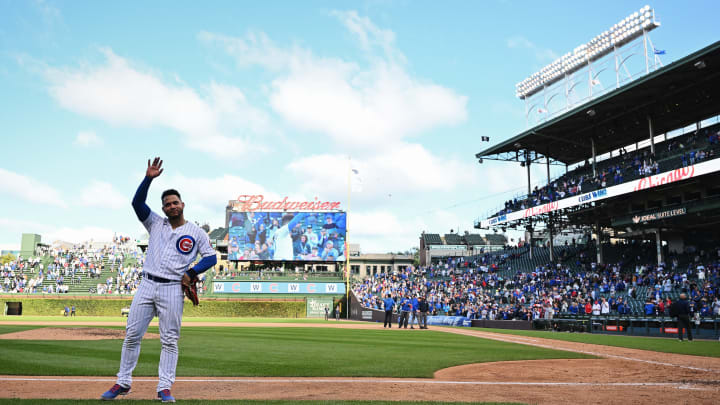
{"left": 398, "top": 295, "right": 412, "bottom": 328}
{"left": 382, "top": 294, "right": 395, "bottom": 328}
{"left": 644, "top": 300, "right": 655, "bottom": 316}
{"left": 617, "top": 297, "right": 628, "bottom": 315}
{"left": 409, "top": 295, "right": 420, "bottom": 329}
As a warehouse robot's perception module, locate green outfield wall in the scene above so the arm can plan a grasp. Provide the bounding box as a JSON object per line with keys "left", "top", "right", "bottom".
{"left": 0, "top": 297, "right": 306, "bottom": 318}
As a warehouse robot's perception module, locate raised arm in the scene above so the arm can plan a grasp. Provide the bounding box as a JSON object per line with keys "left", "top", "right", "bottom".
{"left": 132, "top": 157, "right": 163, "bottom": 222}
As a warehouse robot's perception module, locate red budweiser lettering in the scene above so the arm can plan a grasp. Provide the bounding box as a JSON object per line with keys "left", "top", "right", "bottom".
{"left": 633, "top": 165, "right": 695, "bottom": 192}
{"left": 523, "top": 201, "right": 559, "bottom": 218}
{"left": 236, "top": 194, "right": 341, "bottom": 212}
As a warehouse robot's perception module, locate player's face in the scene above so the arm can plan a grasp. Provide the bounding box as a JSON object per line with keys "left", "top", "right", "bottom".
{"left": 161, "top": 195, "right": 184, "bottom": 219}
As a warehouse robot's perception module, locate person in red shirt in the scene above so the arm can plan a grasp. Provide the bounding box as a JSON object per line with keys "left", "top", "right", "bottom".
{"left": 585, "top": 301, "right": 593, "bottom": 315}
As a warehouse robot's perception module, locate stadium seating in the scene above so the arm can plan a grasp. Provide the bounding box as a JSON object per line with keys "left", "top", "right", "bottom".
{"left": 491, "top": 124, "right": 720, "bottom": 218}
{"left": 421, "top": 233, "right": 443, "bottom": 245}
{"left": 353, "top": 240, "right": 720, "bottom": 322}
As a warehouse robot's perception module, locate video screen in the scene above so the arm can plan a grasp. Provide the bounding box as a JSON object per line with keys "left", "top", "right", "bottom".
{"left": 227, "top": 211, "right": 346, "bottom": 262}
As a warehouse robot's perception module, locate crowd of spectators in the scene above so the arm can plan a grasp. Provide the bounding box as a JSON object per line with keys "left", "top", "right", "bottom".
{"left": 353, "top": 243, "right": 720, "bottom": 322}
{"left": 493, "top": 125, "right": 720, "bottom": 217}
{"left": 0, "top": 236, "right": 146, "bottom": 295}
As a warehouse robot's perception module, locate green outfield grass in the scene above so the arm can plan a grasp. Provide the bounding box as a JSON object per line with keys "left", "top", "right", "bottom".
{"left": 478, "top": 328, "right": 720, "bottom": 357}
{"left": 0, "top": 401, "right": 521, "bottom": 405}
{"left": 0, "top": 315, "right": 351, "bottom": 323}
{"left": 0, "top": 325, "right": 592, "bottom": 378}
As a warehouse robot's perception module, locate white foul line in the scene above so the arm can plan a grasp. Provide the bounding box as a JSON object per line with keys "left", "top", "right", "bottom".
{"left": 0, "top": 376, "right": 713, "bottom": 389}
{"left": 442, "top": 328, "right": 720, "bottom": 373}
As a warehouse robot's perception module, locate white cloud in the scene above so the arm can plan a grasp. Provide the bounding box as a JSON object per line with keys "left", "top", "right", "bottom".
{"left": 0, "top": 243, "right": 21, "bottom": 252}
{"left": 330, "top": 10, "right": 405, "bottom": 64}
{"left": 32, "top": 0, "right": 62, "bottom": 25}
{"left": 146, "top": 173, "right": 280, "bottom": 228}
{"left": 201, "top": 12, "right": 467, "bottom": 150}
{"left": 0, "top": 217, "right": 115, "bottom": 246}
{"left": 287, "top": 142, "right": 477, "bottom": 202}
{"left": 79, "top": 180, "right": 127, "bottom": 209}
{"left": 350, "top": 208, "right": 472, "bottom": 253}
{"left": 44, "top": 49, "right": 273, "bottom": 157}
{"left": 0, "top": 168, "right": 67, "bottom": 207}
{"left": 507, "top": 35, "right": 558, "bottom": 63}
{"left": 44, "top": 226, "right": 116, "bottom": 245}
{"left": 74, "top": 130, "right": 102, "bottom": 147}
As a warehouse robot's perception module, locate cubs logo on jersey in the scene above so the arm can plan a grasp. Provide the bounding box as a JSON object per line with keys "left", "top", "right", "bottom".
{"left": 176, "top": 235, "right": 196, "bottom": 254}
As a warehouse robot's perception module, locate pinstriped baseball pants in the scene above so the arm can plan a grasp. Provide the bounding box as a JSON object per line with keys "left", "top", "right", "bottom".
{"left": 116, "top": 277, "right": 184, "bottom": 391}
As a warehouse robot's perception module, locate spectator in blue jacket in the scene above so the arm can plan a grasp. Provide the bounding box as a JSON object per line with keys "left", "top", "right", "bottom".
{"left": 409, "top": 295, "right": 420, "bottom": 329}
{"left": 398, "top": 295, "right": 412, "bottom": 328}
{"left": 383, "top": 294, "right": 395, "bottom": 328}
{"left": 644, "top": 300, "right": 655, "bottom": 316}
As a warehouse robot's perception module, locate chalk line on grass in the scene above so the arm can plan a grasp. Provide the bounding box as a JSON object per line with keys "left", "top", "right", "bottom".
{"left": 442, "top": 328, "right": 720, "bottom": 373}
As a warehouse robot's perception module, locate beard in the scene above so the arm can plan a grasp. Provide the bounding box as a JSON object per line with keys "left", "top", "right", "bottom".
{"left": 165, "top": 209, "right": 183, "bottom": 220}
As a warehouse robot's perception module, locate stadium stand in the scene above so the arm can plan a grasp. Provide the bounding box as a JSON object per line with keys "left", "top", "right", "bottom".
{"left": 443, "top": 233, "right": 463, "bottom": 245}
{"left": 492, "top": 124, "right": 720, "bottom": 218}
{"left": 421, "top": 233, "right": 442, "bottom": 245}
{"left": 354, "top": 41, "right": 720, "bottom": 337}
{"left": 0, "top": 237, "right": 172, "bottom": 296}
{"left": 353, "top": 240, "right": 720, "bottom": 322}
{"left": 463, "top": 234, "right": 485, "bottom": 245}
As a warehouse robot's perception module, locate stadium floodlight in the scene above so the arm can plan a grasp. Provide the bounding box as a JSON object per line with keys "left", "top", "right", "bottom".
{"left": 516, "top": 5, "right": 659, "bottom": 99}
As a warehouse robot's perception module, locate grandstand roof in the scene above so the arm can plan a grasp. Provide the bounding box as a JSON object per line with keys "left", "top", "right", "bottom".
{"left": 421, "top": 233, "right": 443, "bottom": 245}
{"left": 463, "top": 234, "right": 485, "bottom": 245}
{"left": 208, "top": 227, "right": 228, "bottom": 240}
{"left": 444, "top": 233, "right": 463, "bottom": 244}
{"left": 477, "top": 40, "right": 720, "bottom": 165}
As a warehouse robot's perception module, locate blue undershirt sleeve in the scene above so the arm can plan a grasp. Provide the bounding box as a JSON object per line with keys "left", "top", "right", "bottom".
{"left": 186, "top": 255, "right": 217, "bottom": 278}
{"left": 132, "top": 176, "right": 152, "bottom": 222}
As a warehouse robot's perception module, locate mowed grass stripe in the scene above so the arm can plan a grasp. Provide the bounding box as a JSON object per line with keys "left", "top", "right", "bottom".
{"left": 476, "top": 328, "right": 720, "bottom": 358}
{"left": 0, "top": 326, "right": 592, "bottom": 378}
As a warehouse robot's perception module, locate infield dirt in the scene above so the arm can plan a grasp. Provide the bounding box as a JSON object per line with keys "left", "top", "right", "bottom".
{"left": 0, "top": 321, "right": 718, "bottom": 404}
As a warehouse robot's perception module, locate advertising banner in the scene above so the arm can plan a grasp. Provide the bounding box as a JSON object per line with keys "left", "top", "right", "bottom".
{"left": 426, "top": 316, "right": 472, "bottom": 327}
{"left": 227, "top": 211, "right": 346, "bottom": 262}
{"left": 213, "top": 281, "right": 346, "bottom": 294}
{"left": 480, "top": 158, "right": 720, "bottom": 228}
{"left": 306, "top": 297, "right": 335, "bottom": 318}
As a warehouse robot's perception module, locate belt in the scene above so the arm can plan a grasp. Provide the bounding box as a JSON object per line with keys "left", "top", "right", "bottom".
{"left": 143, "top": 273, "right": 178, "bottom": 283}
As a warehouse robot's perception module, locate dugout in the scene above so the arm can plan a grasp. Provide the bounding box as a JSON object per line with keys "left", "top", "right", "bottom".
{"left": 4, "top": 302, "right": 22, "bottom": 316}
{"left": 540, "top": 315, "right": 720, "bottom": 339}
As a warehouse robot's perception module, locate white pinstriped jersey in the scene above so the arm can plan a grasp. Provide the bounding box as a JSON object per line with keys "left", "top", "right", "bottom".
{"left": 141, "top": 211, "right": 215, "bottom": 280}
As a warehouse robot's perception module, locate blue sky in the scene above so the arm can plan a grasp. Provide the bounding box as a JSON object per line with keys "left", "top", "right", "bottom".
{"left": 1, "top": 0, "right": 718, "bottom": 252}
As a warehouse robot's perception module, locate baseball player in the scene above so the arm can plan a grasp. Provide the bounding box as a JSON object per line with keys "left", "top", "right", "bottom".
{"left": 101, "top": 157, "right": 217, "bottom": 402}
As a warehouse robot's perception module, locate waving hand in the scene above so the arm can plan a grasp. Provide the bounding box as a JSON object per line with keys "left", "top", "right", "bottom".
{"left": 146, "top": 157, "right": 164, "bottom": 179}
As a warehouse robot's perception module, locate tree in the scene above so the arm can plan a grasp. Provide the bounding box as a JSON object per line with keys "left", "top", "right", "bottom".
{"left": 0, "top": 253, "right": 17, "bottom": 265}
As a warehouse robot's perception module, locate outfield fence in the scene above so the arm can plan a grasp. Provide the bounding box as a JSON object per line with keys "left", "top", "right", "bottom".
{"left": 536, "top": 315, "right": 720, "bottom": 339}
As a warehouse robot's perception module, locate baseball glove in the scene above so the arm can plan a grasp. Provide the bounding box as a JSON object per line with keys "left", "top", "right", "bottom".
{"left": 182, "top": 277, "right": 199, "bottom": 306}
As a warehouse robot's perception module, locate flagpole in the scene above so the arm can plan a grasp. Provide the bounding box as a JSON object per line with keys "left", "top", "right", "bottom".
{"left": 345, "top": 156, "right": 351, "bottom": 319}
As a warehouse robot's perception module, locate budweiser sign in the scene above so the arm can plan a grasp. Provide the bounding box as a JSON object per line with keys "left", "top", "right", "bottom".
{"left": 633, "top": 166, "right": 695, "bottom": 192}
{"left": 232, "top": 194, "right": 342, "bottom": 212}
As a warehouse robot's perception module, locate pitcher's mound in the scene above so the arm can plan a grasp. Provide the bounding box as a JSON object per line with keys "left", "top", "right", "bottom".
{"left": 0, "top": 327, "right": 160, "bottom": 340}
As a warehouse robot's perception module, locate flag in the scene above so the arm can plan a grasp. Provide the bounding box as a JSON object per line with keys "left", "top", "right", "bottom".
{"left": 351, "top": 168, "right": 362, "bottom": 192}
{"left": 653, "top": 48, "right": 666, "bottom": 55}
{"left": 481, "top": 136, "right": 490, "bottom": 142}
